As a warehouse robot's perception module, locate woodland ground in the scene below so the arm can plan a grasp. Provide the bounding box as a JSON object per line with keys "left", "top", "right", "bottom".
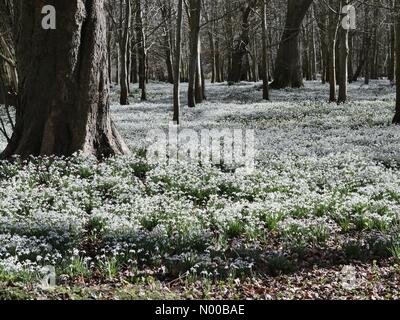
{"left": 0, "top": 80, "right": 400, "bottom": 299}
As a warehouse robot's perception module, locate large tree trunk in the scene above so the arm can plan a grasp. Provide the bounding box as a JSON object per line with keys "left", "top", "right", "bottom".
{"left": 393, "top": 0, "right": 400, "bottom": 123}
{"left": 227, "top": 0, "right": 255, "bottom": 83}
{"left": 1, "top": 0, "right": 129, "bottom": 159}
{"left": 270, "top": 0, "right": 313, "bottom": 89}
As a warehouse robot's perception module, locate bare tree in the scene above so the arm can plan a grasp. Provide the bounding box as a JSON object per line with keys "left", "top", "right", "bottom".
{"left": 393, "top": 0, "right": 400, "bottom": 123}
{"left": 338, "top": 0, "right": 349, "bottom": 103}
{"left": 173, "top": 0, "right": 184, "bottom": 124}
{"left": 261, "top": 0, "right": 269, "bottom": 100}
{"left": 119, "top": 0, "right": 131, "bottom": 105}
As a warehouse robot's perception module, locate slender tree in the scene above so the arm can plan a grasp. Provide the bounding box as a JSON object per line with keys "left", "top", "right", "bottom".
{"left": 119, "top": 0, "right": 131, "bottom": 105}
{"left": 328, "top": 0, "right": 339, "bottom": 102}
{"left": 136, "top": 0, "right": 147, "bottom": 101}
{"left": 393, "top": 0, "right": 400, "bottom": 123}
{"left": 261, "top": 0, "right": 269, "bottom": 100}
{"left": 188, "top": 0, "right": 202, "bottom": 108}
{"left": 173, "top": 0, "right": 184, "bottom": 124}
{"left": 338, "top": 0, "right": 349, "bottom": 104}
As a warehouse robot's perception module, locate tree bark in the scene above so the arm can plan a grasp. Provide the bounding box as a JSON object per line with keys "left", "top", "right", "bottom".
{"left": 227, "top": 0, "right": 255, "bottom": 83}
{"left": 161, "top": 0, "right": 174, "bottom": 84}
{"left": 173, "top": 0, "right": 183, "bottom": 124}
{"left": 1, "top": 0, "right": 129, "bottom": 159}
{"left": 195, "top": 37, "right": 204, "bottom": 103}
{"left": 136, "top": 0, "right": 147, "bottom": 100}
{"left": 188, "top": 0, "right": 201, "bottom": 108}
{"left": 338, "top": 0, "right": 349, "bottom": 104}
{"left": 270, "top": 0, "right": 313, "bottom": 89}
{"left": 389, "top": 0, "right": 395, "bottom": 83}
{"left": 119, "top": 0, "right": 131, "bottom": 105}
{"left": 130, "top": 29, "right": 138, "bottom": 84}
{"left": 261, "top": 0, "right": 269, "bottom": 100}
{"left": 328, "top": 0, "right": 338, "bottom": 102}
{"left": 393, "top": 0, "right": 400, "bottom": 123}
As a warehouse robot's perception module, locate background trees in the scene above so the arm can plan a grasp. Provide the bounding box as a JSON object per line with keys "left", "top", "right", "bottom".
{"left": 2, "top": 0, "right": 400, "bottom": 158}
{"left": 99, "top": 0, "right": 394, "bottom": 95}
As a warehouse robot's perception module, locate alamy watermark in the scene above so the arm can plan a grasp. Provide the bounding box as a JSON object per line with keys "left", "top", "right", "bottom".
{"left": 341, "top": 5, "right": 357, "bottom": 30}
{"left": 39, "top": 4, "right": 356, "bottom": 31}
{"left": 340, "top": 265, "right": 361, "bottom": 290}
{"left": 39, "top": 265, "right": 56, "bottom": 289}
{"left": 146, "top": 122, "right": 255, "bottom": 171}
{"left": 41, "top": 5, "right": 56, "bottom": 30}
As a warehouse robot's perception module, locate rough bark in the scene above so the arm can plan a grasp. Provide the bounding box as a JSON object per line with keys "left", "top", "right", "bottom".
{"left": 270, "top": 0, "right": 313, "bottom": 89}
{"left": 1, "top": 0, "right": 129, "bottom": 159}
{"left": 227, "top": 0, "right": 255, "bottom": 83}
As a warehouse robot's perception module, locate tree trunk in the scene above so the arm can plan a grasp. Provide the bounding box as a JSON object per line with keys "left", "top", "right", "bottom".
{"left": 310, "top": 7, "right": 317, "bottom": 80}
{"left": 348, "top": 31, "right": 354, "bottom": 83}
{"left": 227, "top": 0, "right": 255, "bottom": 83}
{"left": 338, "top": 0, "right": 349, "bottom": 104}
{"left": 195, "top": 38, "right": 204, "bottom": 103}
{"left": 1, "top": 0, "right": 129, "bottom": 159}
{"left": 208, "top": 30, "right": 216, "bottom": 83}
{"left": 261, "top": 0, "right": 269, "bottom": 100}
{"left": 389, "top": 0, "right": 395, "bottom": 83}
{"left": 161, "top": 1, "right": 174, "bottom": 84}
{"left": 115, "top": 48, "right": 119, "bottom": 84}
{"left": 393, "top": 0, "right": 400, "bottom": 123}
{"left": 270, "top": 0, "right": 313, "bottom": 89}
{"left": 106, "top": 25, "right": 112, "bottom": 83}
{"left": 136, "top": 0, "right": 147, "bottom": 100}
{"left": 328, "top": 0, "right": 338, "bottom": 102}
{"left": 188, "top": 0, "right": 201, "bottom": 108}
{"left": 131, "top": 30, "right": 138, "bottom": 84}
{"left": 173, "top": 0, "right": 183, "bottom": 124}
{"left": 119, "top": 0, "right": 131, "bottom": 105}
{"left": 215, "top": 39, "right": 222, "bottom": 82}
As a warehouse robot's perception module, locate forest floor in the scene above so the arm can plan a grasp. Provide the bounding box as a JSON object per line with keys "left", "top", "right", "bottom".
{"left": 1, "top": 80, "right": 400, "bottom": 299}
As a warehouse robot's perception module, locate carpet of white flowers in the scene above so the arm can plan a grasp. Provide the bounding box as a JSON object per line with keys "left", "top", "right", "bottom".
{"left": 1, "top": 80, "right": 400, "bottom": 299}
